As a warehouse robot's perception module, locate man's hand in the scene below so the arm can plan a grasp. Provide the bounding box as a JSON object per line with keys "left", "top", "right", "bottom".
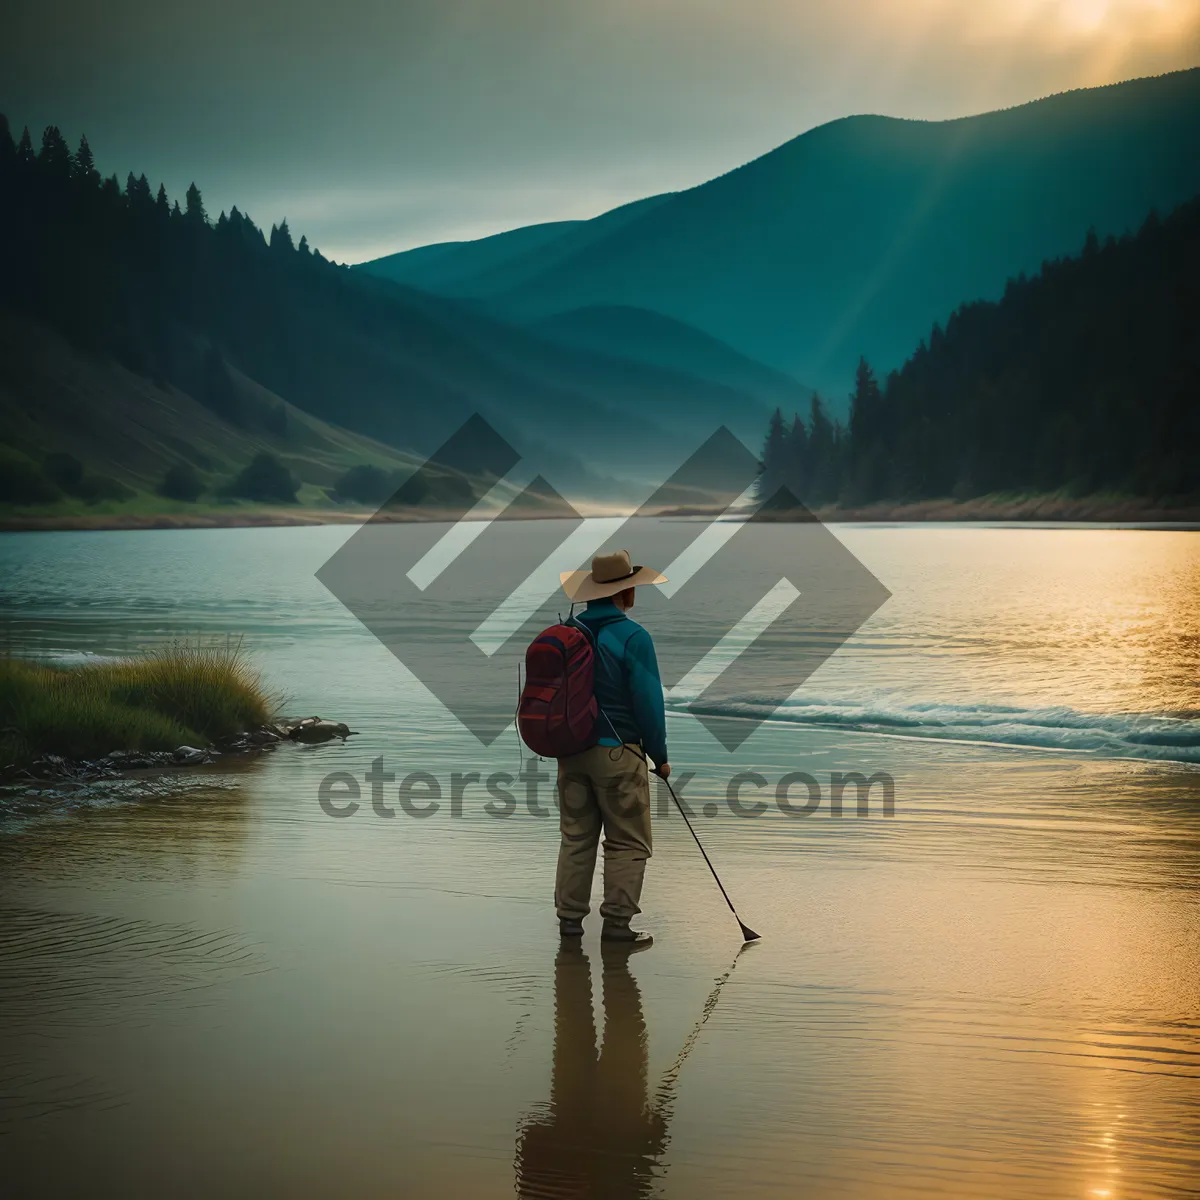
{"left": 655, "top": 761, "right": 671, "bottom": 779}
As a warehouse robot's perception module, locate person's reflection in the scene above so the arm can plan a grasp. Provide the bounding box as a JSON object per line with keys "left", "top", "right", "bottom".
{"left": 515, "top": 942, "right": 668, "bottom": 1198}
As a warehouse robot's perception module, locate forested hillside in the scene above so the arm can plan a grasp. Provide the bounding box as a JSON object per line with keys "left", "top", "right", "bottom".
{"left": 759, "top": 197, "right": 1200, "bottom": 508}
{"left": 0, "top": 117, "right": 770, "bottom": 509}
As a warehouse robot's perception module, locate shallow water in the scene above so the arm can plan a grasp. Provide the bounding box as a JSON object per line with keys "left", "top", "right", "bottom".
{"left": 1, "top": 524, "right": 1198, "bottom": 1197}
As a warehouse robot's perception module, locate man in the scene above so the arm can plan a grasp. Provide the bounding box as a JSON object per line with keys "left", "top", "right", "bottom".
{"left": 554, "top": 549, "right": 670, "bottom": 947}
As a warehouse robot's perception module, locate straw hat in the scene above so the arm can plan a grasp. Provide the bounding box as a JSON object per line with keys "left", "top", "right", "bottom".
{"left": 560, "top": 549, "right": 668, "bottom": 603}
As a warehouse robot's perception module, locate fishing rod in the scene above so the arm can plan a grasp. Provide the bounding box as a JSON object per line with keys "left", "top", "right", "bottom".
{"left": 657, "top": 770, "right": 760, "bottom": 943}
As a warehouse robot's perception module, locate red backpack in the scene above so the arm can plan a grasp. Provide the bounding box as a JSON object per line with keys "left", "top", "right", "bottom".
{"left": 518, "top": 621, "right": 599, "bottom": 758}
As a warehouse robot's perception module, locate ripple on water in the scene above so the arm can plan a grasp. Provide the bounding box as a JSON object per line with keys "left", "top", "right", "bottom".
{"left": 0, "top": 906, "right": 271, "bottom": 1132}
{"left": 0, "top": 907, "right": 270, "bottom": 1027}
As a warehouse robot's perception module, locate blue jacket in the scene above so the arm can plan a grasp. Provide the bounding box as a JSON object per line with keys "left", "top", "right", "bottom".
{"left": 574, "top": 598, "right": 668, "bottom": 765}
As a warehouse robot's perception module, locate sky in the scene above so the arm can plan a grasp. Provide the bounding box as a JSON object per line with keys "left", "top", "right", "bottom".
{"left": 4, "top": 0, "right": 1199, "bottom": 263}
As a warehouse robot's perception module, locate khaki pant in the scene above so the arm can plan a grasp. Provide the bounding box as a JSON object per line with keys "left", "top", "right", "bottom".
{"left": 555, "top": 744, "right": 652, "bottom": 927}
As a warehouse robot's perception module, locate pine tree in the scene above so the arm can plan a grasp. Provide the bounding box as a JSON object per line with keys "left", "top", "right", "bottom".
{"left": 807, "top": 394, "right": 838, "bottom": 504}
{"left": 0, "top": 115, "right": 13, "bottom": 173}
{"left": 785, "top": 413, "right": 809, "bottom": 500}
{"left": 219, "top": 207, "right": 240, "bottom": 246}
{"left": 184, "top": 182, "right": 206, "bottom": 225}
{"left": 15, "top": 126, "right": 35, "bottom": 170}
{"left": 228, "top": 207, "right": 267, "bottom": 250}
{"left": 757, "top": 407, "right": 787, "bottom": 502}
{"left": 155, "top": 183, "right": 170, "bottom": 220}
{"left": 38, "top": 125, "right": 72, "bottom": 179}
{"left": 847, "top": 356, "right": 885, "bottom": 501}
{"left": 72, "top": 134, "right": 100, "bottom": 187}
{"left": 297, "top": 235, "right": 311, "bottom": 258}
{"left": 848, "top": 357, "right": 881, "bottom": 445}
{"left": 126, "top": 172, "right": 153, "bottom": 212}
{"left": 269, "top": 219, "right": 295, "bottom": 254}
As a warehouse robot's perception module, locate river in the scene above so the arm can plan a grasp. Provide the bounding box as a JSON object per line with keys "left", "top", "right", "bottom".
{"left": 1, "top": 523, "right": 1198, "bottom": 1197}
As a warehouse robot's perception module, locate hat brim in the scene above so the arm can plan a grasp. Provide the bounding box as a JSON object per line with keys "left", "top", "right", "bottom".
{"left": 559, "top": 565, "right": 668, "bottom": 602}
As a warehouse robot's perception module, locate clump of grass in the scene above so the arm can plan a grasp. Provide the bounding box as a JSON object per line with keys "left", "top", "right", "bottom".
{"left": 0, "top": 641, "right": 272, "bottom": 768}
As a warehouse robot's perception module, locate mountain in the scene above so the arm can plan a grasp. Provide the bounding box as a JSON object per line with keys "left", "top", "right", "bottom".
{"left": 360, "top": 69, "right": 1200, "bottom": 401}
{"left": 345, "top": 277, "right": 774, "bottom": 456}
{"left": 0, "top": 120, "right": 768, "bottom": 511}
{"left": 529, "top": 304, "right": 810, "bottom": 417}
{"left": 361, "top": 193, "right": 671, "bottom": 297}
{"left": 362, "top": 219, "right": 582, "bottom": 294}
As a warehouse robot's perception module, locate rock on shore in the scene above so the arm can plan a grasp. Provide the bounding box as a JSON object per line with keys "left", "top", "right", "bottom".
{"left": 5, "top": 717, "right": 357, "bottom": 785}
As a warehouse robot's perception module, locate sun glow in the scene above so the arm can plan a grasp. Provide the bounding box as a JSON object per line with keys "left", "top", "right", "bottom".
{"left": 969, "top": 0, "right": 1196, "bottom": 43}
{"left": 1059, "top": 0, "right": 1114, "bottom": 32}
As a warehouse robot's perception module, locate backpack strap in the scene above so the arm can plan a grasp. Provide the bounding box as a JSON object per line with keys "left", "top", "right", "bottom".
{"left": 566, "top": 613, "right": 646, "bottom": 763}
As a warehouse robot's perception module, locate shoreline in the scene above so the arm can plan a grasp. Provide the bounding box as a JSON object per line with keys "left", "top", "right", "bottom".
{"left": 813, "top": 496, "right": 1200, "bottom": 525}
{"left": 0, "top": 508, "right": 372, "bottom": 533}
{"left": 3, "top": 495, "right": 1199, "bottom": 532}
{"left": 1, "top": 717, "right": 354, "bottom": 800}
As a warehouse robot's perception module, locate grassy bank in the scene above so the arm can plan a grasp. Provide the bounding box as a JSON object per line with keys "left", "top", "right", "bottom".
{"left": 0, "top": 644, "right": 273, "bottom": 769}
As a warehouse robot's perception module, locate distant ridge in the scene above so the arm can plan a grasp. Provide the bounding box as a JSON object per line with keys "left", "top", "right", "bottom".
{"left": 361, "top": 69, "right": 1200, "bottom": 400}
{"left": 363, "top": 219, "right": 581, "bottom": 294}
{"left": 529, "top": 304, "right": 811, "bottom": 416}
{"left": 360, "top": 192, "right": 672, "bottom": 297}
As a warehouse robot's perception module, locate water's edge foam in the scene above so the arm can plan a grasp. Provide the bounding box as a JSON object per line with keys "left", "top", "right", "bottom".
{"left": 666, "top": 694, "right": 1200, "bottom": 764}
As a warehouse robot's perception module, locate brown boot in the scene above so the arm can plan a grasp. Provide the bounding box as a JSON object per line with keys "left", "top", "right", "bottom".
{"left": 601, "top": 921, "right": 653, "bottom": 948}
